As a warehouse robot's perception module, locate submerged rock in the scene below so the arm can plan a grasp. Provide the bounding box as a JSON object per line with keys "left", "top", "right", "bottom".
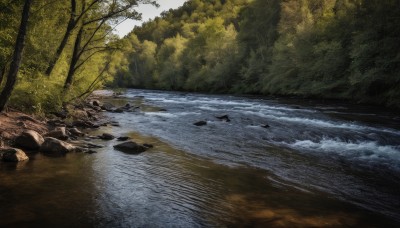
{"left": 113, "top": 141, "right": 147, "bottom": 154}
{"left": 143, "top": 143, "right": 154, "bottom": 148}
{"left": 15, "top": 130, "right": 44, "bottom": 150}
{"left": 84, "top": 150, "right": 97, "bottom": 154}
{"left": 194, "top": 121, "right": 207, "bottom": 126}
{"left": 99, "top": 133, "right": 115, "bottom": 140}
{"left": 261, "top": 124, "right": 270, "bottom": 128}
{"left": 117, "top": 136, "right": 130, "bottom": 141}
{"left": 216, "top": 114, "right": 231, "bottom": 122}
{"left": 40, "top": 137, "right": 77, "bottom": 154}
{"left": 1, "top": 148, "right": 29, "bottom": 162}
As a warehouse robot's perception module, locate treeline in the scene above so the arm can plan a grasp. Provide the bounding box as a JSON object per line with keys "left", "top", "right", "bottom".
{"left": 0, "top": 0, "right": 155, "bottom": 113}
{"left": 111, "top": 0, "right": 400, "bottom": 108}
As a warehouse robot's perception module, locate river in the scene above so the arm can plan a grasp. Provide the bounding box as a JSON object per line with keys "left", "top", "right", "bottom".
{"left": 1, "top": 89, "right": 399, "bottom": 227}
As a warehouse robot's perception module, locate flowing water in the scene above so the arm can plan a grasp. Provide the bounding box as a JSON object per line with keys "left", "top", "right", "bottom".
{"left": 1, "top": 89, "right": 399, "bottom": 227}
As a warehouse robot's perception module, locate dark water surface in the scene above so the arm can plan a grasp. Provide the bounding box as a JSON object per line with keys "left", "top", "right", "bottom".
{"left": 1, "top": 89, "right": 399, "bottom": 227}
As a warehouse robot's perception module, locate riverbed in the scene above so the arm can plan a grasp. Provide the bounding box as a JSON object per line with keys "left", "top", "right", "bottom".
{"left": 1, "top": 89, "right": 399, "bottom": 227}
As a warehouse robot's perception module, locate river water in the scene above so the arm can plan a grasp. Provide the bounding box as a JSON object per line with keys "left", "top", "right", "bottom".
{"left": 1, "top": 89, "right": 399, "bottom": 227}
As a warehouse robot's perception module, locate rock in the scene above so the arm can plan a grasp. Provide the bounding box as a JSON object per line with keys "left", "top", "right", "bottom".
{"left": 143, "top": 143, "right": 154, "bottom": 148}
{"left": 101, "top": 103, "right": 114, "bottom": 111}
{"left": 40, "top": 137, "right": 77, "bottom": 154}
{"left": 159, "top": 108, "right": 167, "bottom": 112}
{"left": 47, "top": 119, "right": 66, "bottom": 127}
{"left": 92, "top": 100, "right": 101, "bottom": 107}
{"left": 71, "top": 110, "right": 88, "bottom": 119}
{"left": 194, "top": 121, "right": 207, "bottom": 126}
{"left": 0, "top": 131, "right": 13, "bottom": 140}
{"left": 50, "top": 110, "right": 68, "bottom": 119}
{"left": 17, "top": 115, "right": 39, "bottom": 123}
{"left": 45, "top": 127, "right": 68, "bottom": 140}
{"left": 68, "top": 127, "right": 85, "bottom": 137}
{"left": 216, "top": 114, "right": 231, "bottom": 122}
{"left": 15, "top": 130, "right": 44, "bottom": 150}
{"left": 86, "top": 143, "right": 103, "bottom": 148}
{"left": 125, "top": 103, "right": 131, "bottom": 108}
{"left": 114, "top": 108, "right": 124, "bottom": 113}
{"left": 117, "top": 136, "right": 130, "bottom": 141}
{"left": 1, "top": 148, "right": 29, "bottom": 162}
{"left": 98, "top": 133, "right": 115, "bottom": 140}
{"left": 261, "top": 124, "right": 270, "bottom": 128}
{"left": 72, "top": 120, "right": 95, "bottom": 128}
{"left": 84, "top": 150, "right": 97, "bottom": 154}
{"left": 113, "top": 141, "right": 147, "bottom": 154}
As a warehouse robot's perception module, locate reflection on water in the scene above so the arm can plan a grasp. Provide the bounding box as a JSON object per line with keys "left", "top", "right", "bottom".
{"left": 1, "top": 89, "right": 400, "bottom": 227}
{"left": 0, "top": 132, "right": 397, "bottom": 227}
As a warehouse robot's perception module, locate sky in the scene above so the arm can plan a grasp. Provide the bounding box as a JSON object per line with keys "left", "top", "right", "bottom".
{"left": 114, "top": 0, "right": 187, "bottom": 37}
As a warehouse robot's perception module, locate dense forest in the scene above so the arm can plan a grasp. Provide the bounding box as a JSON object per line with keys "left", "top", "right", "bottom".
{"left": 0, "top": 0, "right": 156, "bottom": 113}
{"left": 0, "top": 0, "right": 399, "bottom": 113}
{"left": 110, "top": 0, "right": 400, "bottom": 108}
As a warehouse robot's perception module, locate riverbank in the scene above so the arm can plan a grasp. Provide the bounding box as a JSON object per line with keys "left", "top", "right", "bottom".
{"left": 0, "top": 93, "right": 109, "bottom": 161}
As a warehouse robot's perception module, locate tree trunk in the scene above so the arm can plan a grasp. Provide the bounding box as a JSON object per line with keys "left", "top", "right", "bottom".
{"left": 64, "top": 26, "right": 83, "bottom": 89}
{"left": 0, "top": 0, "right": 32, "bottom": 112}
{"left": 0, "top": 65, "right": 5, "bottom": 86}
{"left": 45, "top": 0, "right": 76, "bottom": 76}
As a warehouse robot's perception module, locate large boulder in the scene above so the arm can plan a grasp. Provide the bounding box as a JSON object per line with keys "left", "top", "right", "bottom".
{"left": 45, "top": 127, "right": 68, "bottom": 140}
{"left": 40, "top": 137, "right": 77, "bottom": 154}
{"left": 15, "top": 130, "right": 44, "bottom": 150}
{"left": 1, "top": 148, "right": 29, "bottom": 162}
{"left": 113, "top": 141, "right": 147, "bottom": 154}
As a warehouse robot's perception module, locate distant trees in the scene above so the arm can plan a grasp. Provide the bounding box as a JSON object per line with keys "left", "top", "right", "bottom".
{"left": 111, "top": 0, "right": 400, "bottom": 108}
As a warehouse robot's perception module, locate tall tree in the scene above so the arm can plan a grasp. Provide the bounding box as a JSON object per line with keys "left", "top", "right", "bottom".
{"left": 46, "top": 0, "right": 157, "bottom": 77}
{"left": 0, "top": 0, "right": 32, "bottom": 112}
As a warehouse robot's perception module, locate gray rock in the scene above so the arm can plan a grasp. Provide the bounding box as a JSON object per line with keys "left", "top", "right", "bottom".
{"left": 68, "top": 127, "right": 85, "bottom": 137}
{"left": 99, "top": 133, "right": 115, "bottom": 140}
{"left": 1, "top": 148, "right": 29, "bottom": 162}
{"left": 40, "top": 137, "right": 77, "bottom": 154}
{"left": 101, "top": 103, "right": 114, "bottom": 111}
{"left": 45, "top": 127, "right": 68, "bottom": 140}
{"left": 114, "top": 108, "right": 124, "bottom": 113}
{"left": 194, "top": 121, "right": 207, "bottom": 126}
{"left": 15, "top": 130, "right": 44, "bottom": 150}
{"left": 113, "top": 141, "right": 147, "bottom": 154}
{"left": 216, "top": 114, "right": 231, "bottom": 122}
{"left": 117, "top": 136, "right": 130, "bottom": 141}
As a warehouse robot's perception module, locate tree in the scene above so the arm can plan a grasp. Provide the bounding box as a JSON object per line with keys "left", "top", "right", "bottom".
{"left": 0, "top": 0, "right": 32, "bottom": 112}
{"left": 46, "top": 0, "right": 158, "bottom": 77}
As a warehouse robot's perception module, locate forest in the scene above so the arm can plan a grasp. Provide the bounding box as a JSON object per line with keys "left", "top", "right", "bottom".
{"left": 111, "top": 0, "right": 400, "bottom": 108}
{"left": 0, "top": 0, "right": 157, "bottom": 113}
{"left": 0, "top": 0, "right": 400, "bottom": 113}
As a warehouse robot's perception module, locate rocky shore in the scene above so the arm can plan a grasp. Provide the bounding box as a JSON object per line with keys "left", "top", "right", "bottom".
{"left": 0, "top": 92, "right": 152, "bottom": 163}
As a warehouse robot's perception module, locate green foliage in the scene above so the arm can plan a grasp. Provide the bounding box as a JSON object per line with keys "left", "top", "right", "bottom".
{"left": 0, "top": 0, "right": 142, "bottom": 113}
{"left": 110, "top": 0, "right": 400, "bottom": 108}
